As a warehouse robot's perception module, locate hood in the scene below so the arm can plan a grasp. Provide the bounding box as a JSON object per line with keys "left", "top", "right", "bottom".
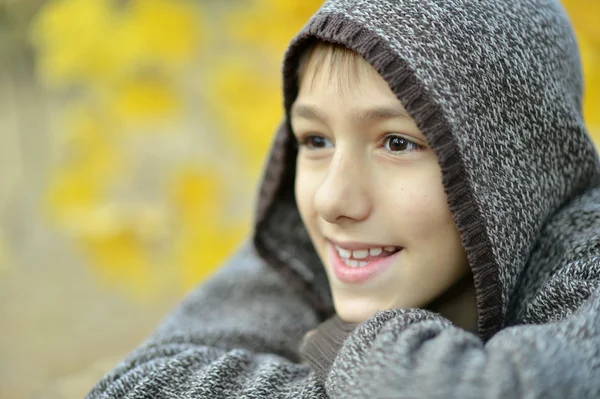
{"left": 253, "top": 0, "right": 600, "bottom": 340}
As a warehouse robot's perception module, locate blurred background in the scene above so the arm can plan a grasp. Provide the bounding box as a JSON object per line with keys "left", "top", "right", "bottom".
{"left": 0, "top": 1, "right": 598, "bottom": 398}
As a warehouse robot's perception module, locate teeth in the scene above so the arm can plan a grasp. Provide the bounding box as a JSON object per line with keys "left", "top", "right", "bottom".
{"left": 352, "top": 249, "right": 369, "bottom": 259}
{"left": 336, "top": 245, "right": 398, "bottom": 261}
{"left": 342, "top": 259, "right": 367, "bottom": 268}
{"left": 336, "top": 246, "right": 351, "bottom": 258}
{"left": 369, "top": 247, "right": 382, "bottom": 256}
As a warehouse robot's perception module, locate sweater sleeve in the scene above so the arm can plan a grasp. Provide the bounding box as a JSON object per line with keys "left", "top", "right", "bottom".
{"left": 85, "top": 242, "right": 328, "bottom": 399}
{"left": 326, "top": 260, "right": 600, "bottom": 399}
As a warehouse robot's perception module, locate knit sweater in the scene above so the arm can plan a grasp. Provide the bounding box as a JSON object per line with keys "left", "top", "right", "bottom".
{"left": 87, "top": 0, "right": 600, "bottom": 398}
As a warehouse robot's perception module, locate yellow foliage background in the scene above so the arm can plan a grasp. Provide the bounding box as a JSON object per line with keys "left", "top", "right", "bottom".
{"left": 31, "top": 0, "right": 326, "bottom": 299}
{"left": 0, "top": 1, "right": 598, "bottom": 398}
{"left": 30, "top": 0, "right": 600, "bottom": 300}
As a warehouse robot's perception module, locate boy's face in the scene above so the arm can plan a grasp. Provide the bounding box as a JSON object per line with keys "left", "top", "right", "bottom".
{"left": 291, "top": 50, "right": 470, "bottom": 323}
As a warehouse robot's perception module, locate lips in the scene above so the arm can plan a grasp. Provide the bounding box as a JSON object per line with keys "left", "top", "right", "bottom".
{"left": 334, "top": 245, "right": 401, "bottom": 266}
{"left": 329, "top": 241, "right": 402, "bottom": 284}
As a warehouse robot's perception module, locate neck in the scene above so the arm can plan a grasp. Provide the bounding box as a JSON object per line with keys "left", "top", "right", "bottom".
{"left": 425, "top": 274, "right": 478, "bottom": 332}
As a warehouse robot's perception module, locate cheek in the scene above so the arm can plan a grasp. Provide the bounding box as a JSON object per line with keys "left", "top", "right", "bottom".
{"left": 294, "top": 161, "right": 319, "bottom": 228}
{"left": 414, "top": 186, "right": 454, "bottom": 233}
{"left": 397, "top": 175, "right": 468, "bottom": 274}
{"left": 388, "top": 174, "right": 454, "bottom": 237}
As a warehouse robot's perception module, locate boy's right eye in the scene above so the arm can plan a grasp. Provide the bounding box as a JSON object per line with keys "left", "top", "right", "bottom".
{"left": 299, "top": 135, "right": 334, "bottom": 150}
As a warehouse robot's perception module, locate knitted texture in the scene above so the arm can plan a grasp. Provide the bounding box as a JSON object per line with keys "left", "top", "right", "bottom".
{"left": 298, "top": 315, "right": 359, "bottom": 383}
{"left": 88, "top": 1, "right": 600, "bottom": 398}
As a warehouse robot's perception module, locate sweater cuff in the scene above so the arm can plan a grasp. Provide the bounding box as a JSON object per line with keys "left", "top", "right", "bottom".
{"left": 298, "top": 315, "right": 360, "bottom": 383}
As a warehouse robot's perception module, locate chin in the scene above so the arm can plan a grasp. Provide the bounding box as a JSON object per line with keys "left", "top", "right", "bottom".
{"left": 332, "top": 294, "right": 387, "bottom": 324}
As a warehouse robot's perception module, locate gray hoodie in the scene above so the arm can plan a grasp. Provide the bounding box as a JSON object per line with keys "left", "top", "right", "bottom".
{"left": 87, "top": 0, "right": 600, "bottom": 398}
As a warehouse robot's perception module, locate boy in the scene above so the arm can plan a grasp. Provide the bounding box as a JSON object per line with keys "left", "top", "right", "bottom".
{"left": 88, "top": 0, "right": 600, "bottom": 397}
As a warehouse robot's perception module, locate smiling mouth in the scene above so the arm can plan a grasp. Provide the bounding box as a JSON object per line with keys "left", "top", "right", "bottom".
{"left": 333, "top": 243, "right": 402, "bottom": 268}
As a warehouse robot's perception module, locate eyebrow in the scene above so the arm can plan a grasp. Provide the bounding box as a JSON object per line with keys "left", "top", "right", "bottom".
{"left": 291, "top": 103, "right": 412, "bottom": 125}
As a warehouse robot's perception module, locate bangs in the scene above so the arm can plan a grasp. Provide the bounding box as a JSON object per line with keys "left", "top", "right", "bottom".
{"left": 296, "top": 41, "right": 376, "bottom": 94}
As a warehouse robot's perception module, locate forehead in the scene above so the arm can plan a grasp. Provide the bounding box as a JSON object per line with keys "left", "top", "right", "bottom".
{"left": 294, "top": 44, "right": 406, "bottom": 118}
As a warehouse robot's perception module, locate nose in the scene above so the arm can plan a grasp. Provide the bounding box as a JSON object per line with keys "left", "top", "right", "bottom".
{"left": 314, "top": 151, "right": 372, "bottom": 224}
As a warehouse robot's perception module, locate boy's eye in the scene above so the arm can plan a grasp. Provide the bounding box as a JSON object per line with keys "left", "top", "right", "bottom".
{"left": 383, "top": 135, "right": 421, "bottom": 153}
{"left": 300, "top": 135, "right": 333, "bottom": 149}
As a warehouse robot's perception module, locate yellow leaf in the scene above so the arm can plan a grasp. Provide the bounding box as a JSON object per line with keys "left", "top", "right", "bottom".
{"left": 169, "top": 166, "right": 223, "bottom": 223}
{"left": 208, "top": 60, "right": 282, "bottom": 172}
{"left": 81, "top": 229, "right": 151, "bottom": 295}
{"left": 63, "top": 108, "right": 121, "bottom": 173}
{"left": 44, "top": 106, "right": 121, "bottom": 223}
{"left": 119, "top": 0, "right": 201, "bottom": 70}
{"left": 168, "top": 165, "right": 248, "bottom": 290}
{"left": 263, "top": 0, "right": 325, "bottom": 20}
{"left": 561, "top": 1, "right": 600, "bottom": 143}
{"left": 227, "top": 0, "right": 323, "bottom": 53}
{"left": 31, "top": 0, "right": 124, "bottom": 85}
{"left": 562, "top": 0, "right": 600, "bottom": 45}
{"left": 176, "top": 223, "right": 247, "bottom": 291}
{"left": 112, "top": 77, "right": 181, "bottom": 121}
{"left": 31, "top": 0, "right": 203, "bottom": 86}
{"left": 45, "top": 168, "right": 104, "bottom": 223}
{"left": 578, "top": 35, "right": 600, "bottom": 143}
{"left": 75, "top": 202, "right": 173, "bottom": 299}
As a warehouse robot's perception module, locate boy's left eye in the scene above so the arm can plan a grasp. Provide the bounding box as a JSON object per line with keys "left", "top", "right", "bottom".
{"left": 383, "top": 135, "right": 421, "bottom": 153}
